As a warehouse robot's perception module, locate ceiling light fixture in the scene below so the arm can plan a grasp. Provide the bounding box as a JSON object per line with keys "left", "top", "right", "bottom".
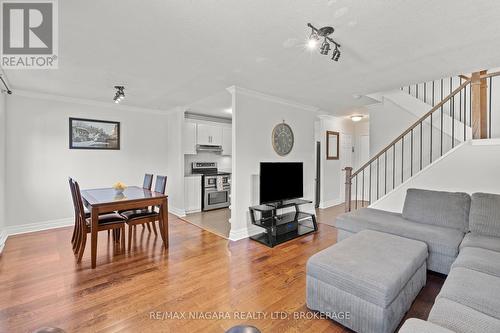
{"left": 113, "top": 86, "right": 125, "bottom": 103}
{"left": 306, "top": 23, "right": 341, "bottom": 62}
{"left": 351, "top": 115, "right": 364, "bottom": 122}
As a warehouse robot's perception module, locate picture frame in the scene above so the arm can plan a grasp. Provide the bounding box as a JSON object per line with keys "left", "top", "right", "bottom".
{"left": 326, "top": 131, "right": 339, "bottom": 160}
{"left": 69, "top": 117, "right": 120, "bottom": 150}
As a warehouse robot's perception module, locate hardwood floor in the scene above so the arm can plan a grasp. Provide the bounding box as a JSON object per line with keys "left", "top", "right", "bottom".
{"left": 0, "top": 208, "right": 444, "bottom": 333}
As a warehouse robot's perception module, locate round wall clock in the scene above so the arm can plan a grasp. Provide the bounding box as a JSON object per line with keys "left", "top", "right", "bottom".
{"left": 272, "top": 122, "right": 294, "bottom": 156}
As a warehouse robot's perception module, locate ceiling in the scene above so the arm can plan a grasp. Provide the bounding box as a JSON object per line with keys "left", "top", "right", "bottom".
{"left": 5, "top": 0, "right": 500, "bottom": 115}
{"left": 186, "top": 90, "right": 232, "bottom": 119}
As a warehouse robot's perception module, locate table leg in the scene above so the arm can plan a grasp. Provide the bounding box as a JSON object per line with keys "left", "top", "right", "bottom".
{"left": 160, "top": 199, "right": 169, "bottom": 248}
{"left": 91, "top": 207, "right": 98, "bottom": 269}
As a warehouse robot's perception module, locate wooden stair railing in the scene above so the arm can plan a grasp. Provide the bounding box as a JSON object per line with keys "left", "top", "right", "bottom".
{"left": 344, "top": 70, "right": 500, "bottom": 212}
{"left": 344, "top": 77, "right": 470, "bottom": 212}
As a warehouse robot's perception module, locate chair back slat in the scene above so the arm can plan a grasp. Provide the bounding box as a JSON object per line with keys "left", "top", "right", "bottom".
{"left": 143, "top": 173, "right": 153, "bottom": 190}
{"left": 68, "top": 177, "right": 78, "bottom": 215}
{"left": 154, "top": 175, "right": 167, "bottom": 194}
{"left": 72, "top": 180, "right": 88, "bottom": 221}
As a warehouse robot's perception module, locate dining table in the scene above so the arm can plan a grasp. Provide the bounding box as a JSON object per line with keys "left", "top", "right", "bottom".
{"left": 80, "top": 186, "right": 169, "bottom": 268}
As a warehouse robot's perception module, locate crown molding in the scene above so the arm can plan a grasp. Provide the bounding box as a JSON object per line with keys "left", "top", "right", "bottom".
{"left": 226, "top": 85, "right": 320, "bottom": 113}
{"left": 12, "top": 89, "right": 176, "bottom": 116}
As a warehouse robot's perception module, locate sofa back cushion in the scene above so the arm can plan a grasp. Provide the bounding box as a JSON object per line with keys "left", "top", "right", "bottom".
{"left": 469, "top": 193, "right": 500, "bottom": 237}
{"left": 402, "top": 188, "right": 470, "bottom": 232}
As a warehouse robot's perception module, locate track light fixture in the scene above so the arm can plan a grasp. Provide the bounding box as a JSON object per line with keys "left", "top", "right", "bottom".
{"left": 113, "top": 86, "right": 125, "bottom": 103}
{"left": 307, "top": 23, "right": 341, "bottom": 62}
{"left": 331, "top": 46, "right": 341, "bottom": 61}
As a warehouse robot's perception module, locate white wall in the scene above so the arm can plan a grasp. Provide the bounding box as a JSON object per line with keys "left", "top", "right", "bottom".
{"left": 0, "top": 92, "right": 6, "bottom": 251}
{"left": 371, "top": 139, "right": 500, "bottom": 212}
{"left": 165, "top": 108, "right": 186, "bottom": 216}
{"left": 4, "top": 93, "right": 170, "bottom": 233}
{"left": 229, "top": 87, "right": 318, "bottom": 240}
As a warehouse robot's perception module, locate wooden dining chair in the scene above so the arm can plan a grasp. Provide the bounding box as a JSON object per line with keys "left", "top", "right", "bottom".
{"left": 70, "top": 179, "right": 127, "bottom": 262}
{"left": 69, "top": 177, "right": 92, "bottom": 253}
{"left": 122, "top": 175, "right": 167, "bottom": 251}
{"left": 143, "top": 173, "right": 154, "bottom": 191}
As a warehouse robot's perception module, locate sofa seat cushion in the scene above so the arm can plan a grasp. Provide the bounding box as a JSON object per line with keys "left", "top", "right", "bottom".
{"left": 335, "top": 208, "right": 464, "bottom": 257}
{"left": 402, "top": 189, "right": 470, "bottom": 232}
{"left": 399, "top": 318, "right": 456, "bottom": 333}
{"left": 469, "top": 193, "right": 500, "bottom": 237}
{"left": 452, "top": 247, "right": 500, "bottom": 277}
{"left": 436, "top": 267, "right": 500, "bottom": 320}
{"left": 429, "top": 297, "right": 500, "bottom": 333}
{"left": 459, "top": 233, "right": 500, "bottom": 253}
{"left": 307, "top": 230, "right": 427, "bottom": 308}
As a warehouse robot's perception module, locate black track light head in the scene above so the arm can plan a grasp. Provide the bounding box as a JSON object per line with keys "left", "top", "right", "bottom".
{"left": 320, "top": 39, "right": 331, "bottom": 55}
{"left": 113, "top": 86, "right": 125, "bottom": 103}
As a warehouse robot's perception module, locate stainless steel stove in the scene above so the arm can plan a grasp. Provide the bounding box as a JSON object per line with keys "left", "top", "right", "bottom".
{"left": 192, "top": 162, "right": 231, "bottom": 211}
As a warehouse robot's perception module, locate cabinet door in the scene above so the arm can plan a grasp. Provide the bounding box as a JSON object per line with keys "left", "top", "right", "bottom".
{"left": 196, "top": 124, "right": 213, "bottom": 145}
{"left": 183, "top": 121, "right": 197, "bottom": 154}
{"left": 222, "top": 127, "right": 232, "bottom": 156}
{"left": 184, "top": 176, "right": 202, "bottom": 213}
{"left": 197, "top": 124, "right": 223, "bottom": 145}
{"left": 209, "top": 125, "right": 223, "bottom": 145}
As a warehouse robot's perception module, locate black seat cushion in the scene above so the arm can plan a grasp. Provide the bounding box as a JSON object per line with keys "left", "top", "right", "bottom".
{"left": 120, "top": 208, "right": 158, "bottom": 220}
{"left": 86, "top": 213, "right": 126, "bottom": 226}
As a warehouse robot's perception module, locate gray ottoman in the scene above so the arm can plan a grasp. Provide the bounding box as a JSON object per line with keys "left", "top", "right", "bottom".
{"left": 306, "top": 230, "right": 428, "bottom": 333}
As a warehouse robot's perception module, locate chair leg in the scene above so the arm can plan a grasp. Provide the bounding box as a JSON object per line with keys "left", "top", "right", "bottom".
{"left": 151, "top": 221, "right": 158, "bottom": 236}
{"left": 75, "top": 223, "right": 83, "bottom": 255}
{"left": 146, "top": 222, "right": 152, "bottom": 232}
{"left": 77, "top": 233, "right": 87, "bottom": 263}
{"left": 121, "top": 226, "right": 125, "bottom": 251}
{"left": 128, "top": 224, "right": 133, "bottom": 252}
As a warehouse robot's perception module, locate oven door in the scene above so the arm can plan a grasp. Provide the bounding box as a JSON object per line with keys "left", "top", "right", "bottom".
{"left": 204, "top": 188, "right": 230, "bottom": 211}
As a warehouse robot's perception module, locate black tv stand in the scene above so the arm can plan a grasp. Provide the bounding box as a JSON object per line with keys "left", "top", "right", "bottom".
{"left": 249, "top": 199, "right": 318, "bottom": 248}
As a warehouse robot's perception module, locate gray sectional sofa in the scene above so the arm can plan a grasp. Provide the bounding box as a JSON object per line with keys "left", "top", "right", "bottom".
{"left": 332, "top": 189, "right": 500, "bottom": 333}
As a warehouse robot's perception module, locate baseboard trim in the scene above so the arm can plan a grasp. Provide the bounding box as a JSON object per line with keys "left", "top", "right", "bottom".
{"left": 319, "top": 199, "right": 342, "bottom": 209}
{"left": 0, "top": 217, "right": 74, "bottom": 254}
{"left": 229, "top": 225, "right": 264, "bottom": 241}
{"left": 6, "top": 217, "right": 74, "bottom": 236}
{"left": 0, "top": 229, "right": 8, "bottom": 254}
{"left": 169, "top": 206, "right": 186, "bottom": 218}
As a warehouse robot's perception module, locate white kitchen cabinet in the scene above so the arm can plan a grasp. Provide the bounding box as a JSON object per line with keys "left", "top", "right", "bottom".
{"left": 197, "top": 123, "right": 222, "bottom": 145}
{"left": 222, "top": 127, "right": 232, "bottom": 156}
{"left": 184, "top": 175, "right": 202, "bottom": 213}
{"left": 183, "top": 121, "right": 197, "bottom": 155}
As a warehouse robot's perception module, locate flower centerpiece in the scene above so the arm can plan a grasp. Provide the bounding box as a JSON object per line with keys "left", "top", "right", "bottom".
{"left": 112, "top": 181, "right": 127, "bottom": 194}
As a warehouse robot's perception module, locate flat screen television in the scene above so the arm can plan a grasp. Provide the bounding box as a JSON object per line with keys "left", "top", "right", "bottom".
{"left": 260, "top": 162, "right": 303, "bottom": 204}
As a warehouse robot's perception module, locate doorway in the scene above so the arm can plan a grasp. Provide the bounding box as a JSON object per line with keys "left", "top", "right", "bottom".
{"left": 339, "top": 134, "right": 353, "bottom": 203}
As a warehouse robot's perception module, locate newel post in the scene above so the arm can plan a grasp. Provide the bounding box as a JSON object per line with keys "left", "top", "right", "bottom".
{"left": 344, "top": 167, "right": 353, "bottom": 212}
{"left": 471, "top": 70, "right": 488, "bottom": 139}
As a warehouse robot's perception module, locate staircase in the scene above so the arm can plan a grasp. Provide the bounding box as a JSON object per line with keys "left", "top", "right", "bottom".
{"left": 344, "top": 70, "right": 499, "bottom": 212}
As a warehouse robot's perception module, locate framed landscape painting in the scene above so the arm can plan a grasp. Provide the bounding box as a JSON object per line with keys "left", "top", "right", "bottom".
{"left": 69, "top": 118, "right": 120, "bottom": 150}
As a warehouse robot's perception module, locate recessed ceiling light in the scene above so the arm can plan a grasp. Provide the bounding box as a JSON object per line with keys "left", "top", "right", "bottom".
{"left": 351, "top": 115, "right": 363, "bottom": 122}
{"left": 224, "top": 108, "right": 232, "bottom": 114}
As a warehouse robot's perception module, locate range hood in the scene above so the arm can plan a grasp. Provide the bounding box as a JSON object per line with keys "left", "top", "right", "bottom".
{"left": 196, "top": 144, "right": 223, "bottom": 153}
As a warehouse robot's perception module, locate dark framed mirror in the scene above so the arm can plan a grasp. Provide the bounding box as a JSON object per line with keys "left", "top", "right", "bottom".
{"left": 326, "top": 131, "right": 339, "bottom": 160}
